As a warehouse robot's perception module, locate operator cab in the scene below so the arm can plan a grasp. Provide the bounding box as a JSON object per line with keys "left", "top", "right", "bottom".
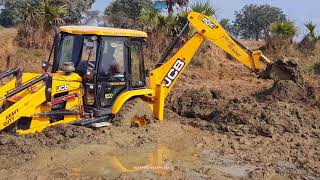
{"left": 51, "top": 26, "right": 148, "bottom": 115}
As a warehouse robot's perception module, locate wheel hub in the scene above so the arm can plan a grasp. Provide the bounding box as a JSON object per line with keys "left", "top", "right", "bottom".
{"left": 133, "top": 116, "right": 147, "bottom": 128}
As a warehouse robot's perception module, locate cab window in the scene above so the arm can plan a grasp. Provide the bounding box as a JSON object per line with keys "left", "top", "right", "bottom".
{"left": 99, "top": 37, "right": 126, "bottom": 82}
{"left": 130, "top": 43, "right": 145, "bottom": 88}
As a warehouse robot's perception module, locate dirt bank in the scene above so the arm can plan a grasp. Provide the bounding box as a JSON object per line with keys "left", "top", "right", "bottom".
{"left": 167, "top": 78, "right": 320, "bottom": 179}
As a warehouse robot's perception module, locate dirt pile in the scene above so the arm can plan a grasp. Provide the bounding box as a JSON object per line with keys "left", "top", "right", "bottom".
{"left": 167, "top": 87, "right": 229, "bottom": 120}
{"left": 256, "top": 79, "right": 320, "bottom": 105}
{"left": 256, "top": 80, "right": 306, "bottom": 102}
{"left": 170, "top": 78, "right": 320, "bottom": 137}
{"left": 0, "top": 125, "right": 101, "bottom": 169}
{"left": 214, "top": 96, "right": 320, "bottom": 137}
{"left": 0, "top": 123, "right": 162, "bottom": 170}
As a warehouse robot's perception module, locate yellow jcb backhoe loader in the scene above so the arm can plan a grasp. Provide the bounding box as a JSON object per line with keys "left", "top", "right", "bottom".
{"left": 0, "top": 12, "right": 296, "bottom": 134}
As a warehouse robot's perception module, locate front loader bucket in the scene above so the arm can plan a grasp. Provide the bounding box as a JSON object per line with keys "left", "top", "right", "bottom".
{"left": 260, "top": 58, "right": 304, "bottom": 86}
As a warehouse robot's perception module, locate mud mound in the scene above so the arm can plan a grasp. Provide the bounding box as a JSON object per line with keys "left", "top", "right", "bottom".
{"left": 213, "top": 97, "right": 320, "bottom": 137}
{"left": 168, "top": 88, "right": 228, "bottom": 120}
{"left": 256, "top": 80, "right": 308, "bottom": 102}
{"left": 0, "top": 123, "right": 160, "bottom": 169}
{"left": 172, "top": 82, "right": 320, "bottom": 137}
{"left": 262, "top": 58, "right": 304, "bottom": 85}
{"left": 256, "top": 80, "right": 320, "bottom": 104}
{"left": 0, "top": 125, "right": 100, "bottom": 169}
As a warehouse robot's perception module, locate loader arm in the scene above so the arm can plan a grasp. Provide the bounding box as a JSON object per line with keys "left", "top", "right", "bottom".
{"left": 149, "top": 12, "right": 271, "bottom": 120}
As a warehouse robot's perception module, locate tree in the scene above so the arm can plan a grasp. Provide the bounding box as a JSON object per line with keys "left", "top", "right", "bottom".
{"left": 268, "top": 21, "right": 298, "bottom": 49}
{"left": 0, "top": 0, "right": 95, "bottom": 27}
{"left": 14, "top": 0, "right": 67, "bottom": 48}
{"left": 299, "top": 22, "right": 320, "bottom": 53}
{"left": 0, "top": 0, "right": 21, "bottom": 27}
{"left": 61, "top": 0, "right": 96, "bottom": 24}
{"left": 190, "top": 1, "right": 216, "bottom": 17}
{"left": 105, "top": 0, "right": 152, "bottom": 28}
{"left": 166, "top": 0, "right": 189, "bottom": 13}
{"left": 270, "top": 21, "right": 297, "bottom": 39}
{"left": 81, "top": 10, "right": 101, "bottom": 25}
{"left": 234, "top": 4, "right": 287, "bottom": 40}
{"left": 219, "top": 18, "right": 232, "bottom": 32}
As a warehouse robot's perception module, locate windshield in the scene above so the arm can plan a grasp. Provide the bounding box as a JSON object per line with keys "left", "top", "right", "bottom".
{"left": 57, "top": 34, "right": 98, "bottom": 70}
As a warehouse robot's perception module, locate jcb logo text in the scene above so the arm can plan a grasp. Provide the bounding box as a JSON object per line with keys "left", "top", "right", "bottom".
{"left": 57, "top": 85, "right": 70, "bottom": 92}
{"left": 163, "top": 59, "right": 185, "bottom": 88}
{"left": 203, "top": 17, "right": 216, "bottom": 29}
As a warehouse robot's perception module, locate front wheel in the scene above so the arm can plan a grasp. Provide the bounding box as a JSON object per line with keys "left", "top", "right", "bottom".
{"left": 112, "top": 98, "right": 154, "bottom": 128}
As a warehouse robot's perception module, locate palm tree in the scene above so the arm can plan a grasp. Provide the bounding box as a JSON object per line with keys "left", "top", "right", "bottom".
{"left": 268, "top": 21, "right": 297, "bottom": 50}
{"left": 16, "top": 0, "right": 66, "bottom": 49}
{"left": 166, "top": 0, "right": 189, "bottom": 13}
{"left": 305, "top": 22, "right": 317, "bottom": 39}
{"left": 140, "top": 7, "right": 160, "bottom": 31}
{"left": 20, "top": 0, "right": 66, "bottom": 29}
{"left": 299, "top": 22, "right": 320, "bottom": 53}
{"left": 39, "top": 0, "right": 66, "bottom": 29}
{"left": 190, "top": 1, "right": 216, "bottom": 17}
{"left": 270, "top": 21, "right": 297, "bottom": 39}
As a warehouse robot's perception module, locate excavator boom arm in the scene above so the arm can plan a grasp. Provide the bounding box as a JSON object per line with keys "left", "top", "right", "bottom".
{"left": 149, "top": 12, "right": 271, "bottom": 120}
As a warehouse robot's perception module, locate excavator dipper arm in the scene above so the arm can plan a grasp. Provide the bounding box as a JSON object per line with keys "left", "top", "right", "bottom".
{"left": 187, "top": 12, "right": 271, "bottom": 71}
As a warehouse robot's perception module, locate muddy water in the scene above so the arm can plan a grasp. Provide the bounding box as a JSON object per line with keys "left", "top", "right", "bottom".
{"left": 4, "top": 141, "right": 290, "bottom": 179}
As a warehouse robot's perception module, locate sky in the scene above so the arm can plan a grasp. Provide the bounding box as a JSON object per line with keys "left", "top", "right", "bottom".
{"left": 92, "top": 0, "right": 320, "bottom": 36}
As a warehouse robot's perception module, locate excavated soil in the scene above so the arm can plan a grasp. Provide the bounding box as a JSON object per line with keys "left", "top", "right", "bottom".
{"left": 1, "top": 76, "right": 318, "bottom": 179}
{"left": 0, "top": 29, "right": 319, "bottom": 179}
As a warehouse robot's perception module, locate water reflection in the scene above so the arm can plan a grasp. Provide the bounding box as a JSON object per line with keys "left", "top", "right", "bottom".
{"left": 112, "top": 144, "right": 173, "bottom": 175}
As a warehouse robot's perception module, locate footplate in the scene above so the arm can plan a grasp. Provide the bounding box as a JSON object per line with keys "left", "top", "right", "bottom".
{"left": 72, "top": 116, "right": 111, "bottom": 127}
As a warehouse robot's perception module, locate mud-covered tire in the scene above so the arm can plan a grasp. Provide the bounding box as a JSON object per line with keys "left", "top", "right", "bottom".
{"left": 112, "top": 98, "right": 154, "bottom": 128}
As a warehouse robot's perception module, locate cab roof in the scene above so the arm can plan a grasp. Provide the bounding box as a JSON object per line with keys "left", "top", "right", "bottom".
{"left": 59, "top": 26, "right": 148, "bottom": 38}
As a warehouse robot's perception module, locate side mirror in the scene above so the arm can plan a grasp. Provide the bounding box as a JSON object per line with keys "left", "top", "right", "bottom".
{"left": 143, "top": 42, "right": 148, "bottom": 48}
{"left": 85, "top": 67, "right": 94, "bottom": 81}
{"left": 41, "top": 60, "right": 50, "bottom": 71}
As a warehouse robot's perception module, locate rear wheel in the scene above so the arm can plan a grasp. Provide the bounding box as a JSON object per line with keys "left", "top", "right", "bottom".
{"left": 112, "top": 98, "right": 154, "bottom": 128}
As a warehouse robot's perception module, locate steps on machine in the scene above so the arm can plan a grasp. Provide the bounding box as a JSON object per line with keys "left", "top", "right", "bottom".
{"left": 72, "top": 116, "right": 111, "bottom": 128}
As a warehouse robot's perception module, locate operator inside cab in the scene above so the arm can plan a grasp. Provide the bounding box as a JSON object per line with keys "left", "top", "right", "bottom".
{"left": 99, "top": 40, "right": 125, "bottom": 82}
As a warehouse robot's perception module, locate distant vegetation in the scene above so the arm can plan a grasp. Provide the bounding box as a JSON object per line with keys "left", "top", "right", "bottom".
{"left": 0, "top": 0, "right": 95, "bottom": 48}
{"left": 0, "top": 0, "right": 318, "bottom": 57}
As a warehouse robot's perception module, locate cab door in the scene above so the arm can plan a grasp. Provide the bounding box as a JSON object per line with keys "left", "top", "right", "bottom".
{"left": 94, "top": 38, "right": 146, "bottom": 110}
{"left": 95, "top": 37, "right": 128, "bottom": 109}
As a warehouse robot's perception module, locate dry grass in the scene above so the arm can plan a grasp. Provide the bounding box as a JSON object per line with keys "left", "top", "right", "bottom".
{"left": 15, "top": 26, "right": 53, "bottom": 49}
{"left": 0, "top": 28, "right": 49, "bottom": 73}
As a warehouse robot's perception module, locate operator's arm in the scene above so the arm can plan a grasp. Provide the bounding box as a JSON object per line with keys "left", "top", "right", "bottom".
{"left": 187, "top": 12, "right": 271, "bottom": 72}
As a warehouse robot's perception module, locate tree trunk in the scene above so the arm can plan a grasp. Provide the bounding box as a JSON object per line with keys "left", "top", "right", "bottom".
{"left": 166, "top": 0, "right": 174, "bottom": 13}
{"left": 255, "top": 33, "right": 259, "bottom": 41}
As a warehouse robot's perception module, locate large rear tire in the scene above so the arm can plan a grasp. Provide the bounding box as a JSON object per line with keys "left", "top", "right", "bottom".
{"left": 112, "top": 98, "right": 154, "bottom": 128}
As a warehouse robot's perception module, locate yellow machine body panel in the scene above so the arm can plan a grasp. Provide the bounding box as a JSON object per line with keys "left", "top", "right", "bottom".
{"left": 0, "top": 72, "right": 83, "bottom": 134}
{"left": 112, "top": 89, "right": 154, "bottom": 114}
